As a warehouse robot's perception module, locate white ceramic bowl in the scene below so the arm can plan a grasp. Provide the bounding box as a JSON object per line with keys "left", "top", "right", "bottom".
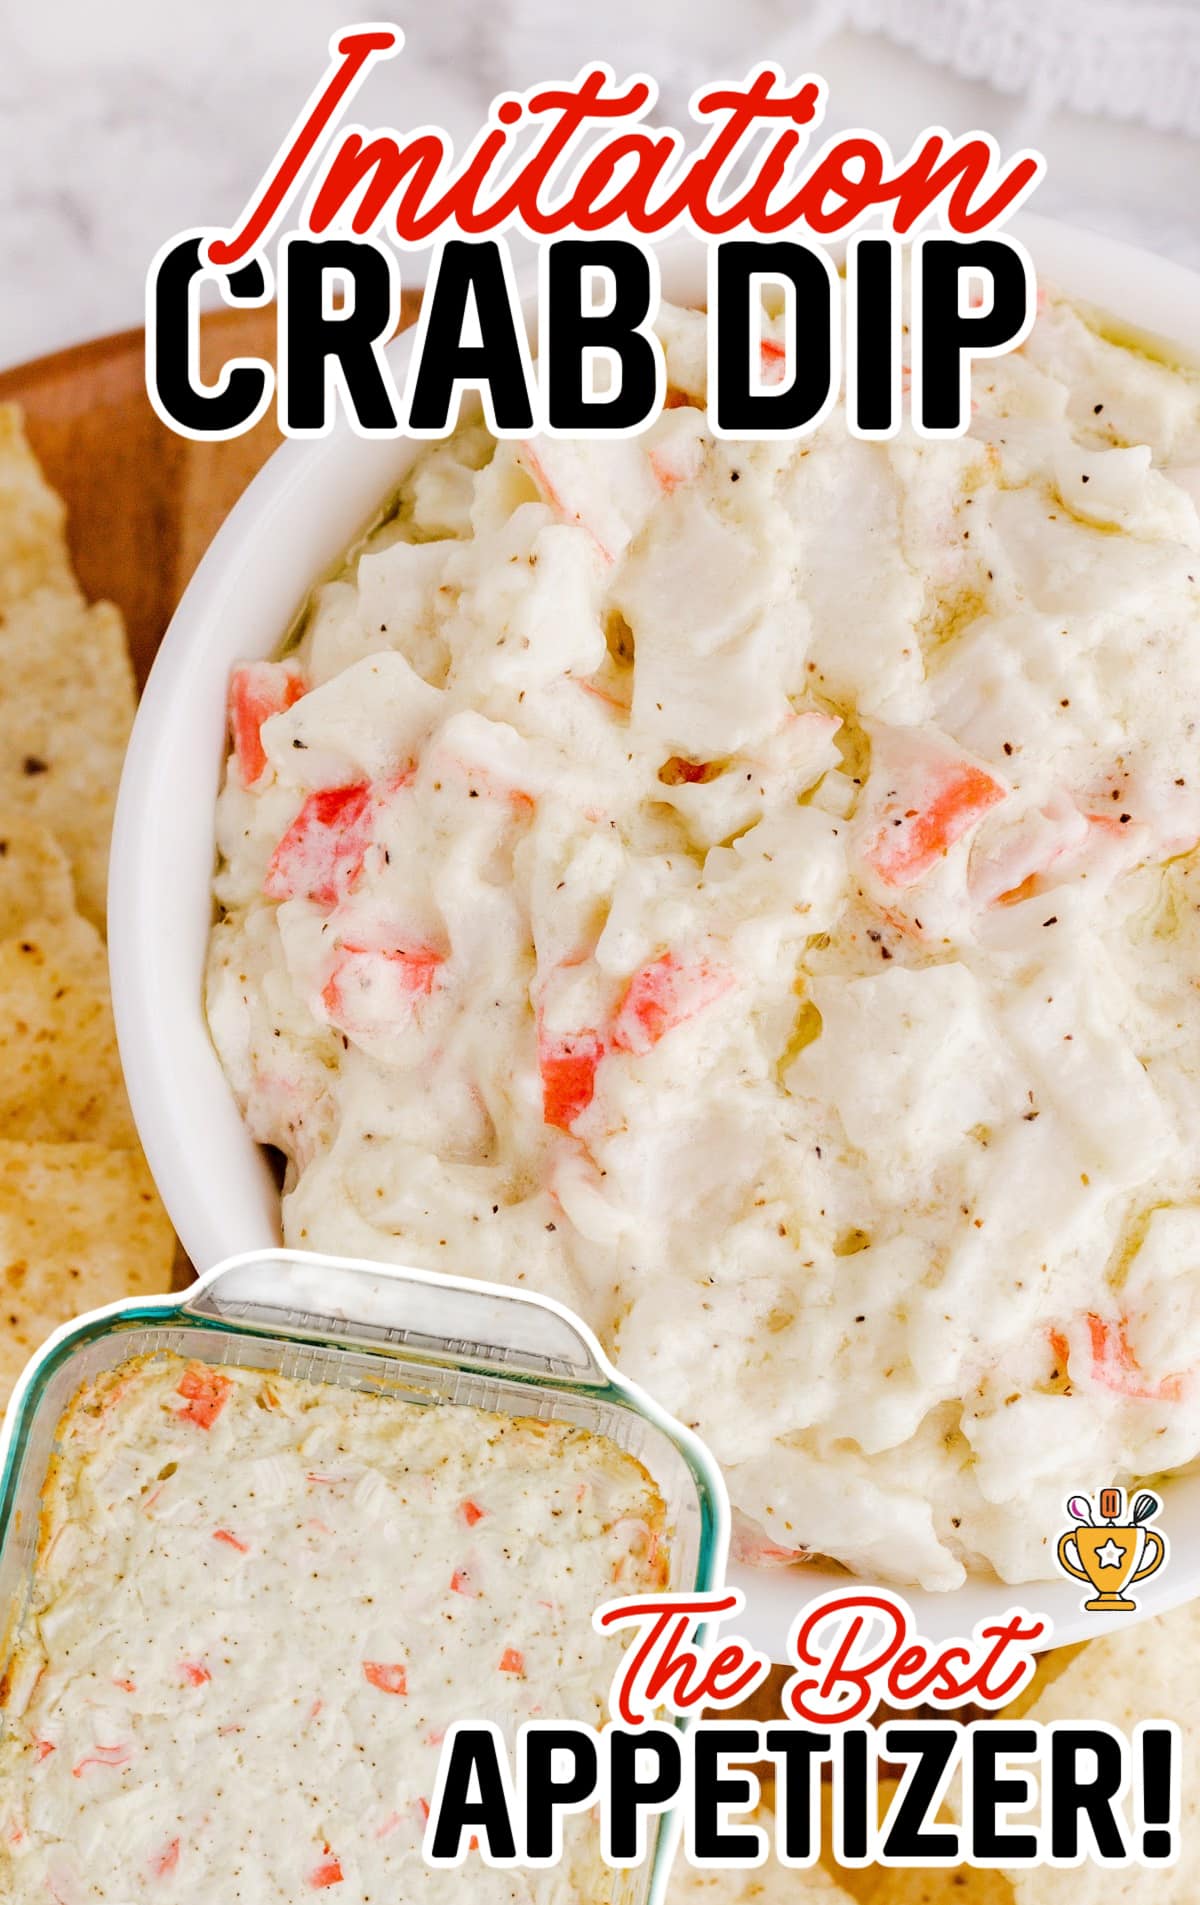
{"left": 110, "top": 215, "right": 1200, "bottom": 1656}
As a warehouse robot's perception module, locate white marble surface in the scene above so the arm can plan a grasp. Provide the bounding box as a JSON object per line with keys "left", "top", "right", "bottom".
{"left": 1, "top": 0, "right": 1198, "bottom": 371}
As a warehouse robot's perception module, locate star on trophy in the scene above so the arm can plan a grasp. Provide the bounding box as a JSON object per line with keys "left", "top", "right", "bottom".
{"left": 1056, "top": 1488, "right": 1167, "bottom": 1613}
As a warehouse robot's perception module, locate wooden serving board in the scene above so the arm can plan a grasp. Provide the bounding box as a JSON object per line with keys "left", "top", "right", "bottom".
{"left": 0, "top": 309, "right": 279, "bottom": 687}
{"left": 0, "top": 299, "right": 418, "bottom": 685}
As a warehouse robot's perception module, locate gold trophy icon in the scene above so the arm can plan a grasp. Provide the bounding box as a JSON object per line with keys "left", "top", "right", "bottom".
{"left": 1056, "top": 1489, "right": 1167, "bottom": 1613}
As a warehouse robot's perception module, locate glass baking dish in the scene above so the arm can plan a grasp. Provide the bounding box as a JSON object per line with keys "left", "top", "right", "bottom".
{"left": 0, "top": 1248, "right": 727, "bottom": 1905}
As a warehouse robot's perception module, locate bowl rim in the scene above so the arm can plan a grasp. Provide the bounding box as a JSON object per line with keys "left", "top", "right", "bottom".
{"left": 109, "top": 212, "right": 1200, "bottom": 1655}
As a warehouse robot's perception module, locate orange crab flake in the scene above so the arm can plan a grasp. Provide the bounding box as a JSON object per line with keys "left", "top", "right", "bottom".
{"left": 175, "top": 1366, "right": 232, "bottom": 1430}
{"left": 308, "top": 1848, "right": 344, "bottom": 1889}
{"left": 149, "top": 1838, "right": 181, "bottom": 1879}
{"left": 538, "top": 1027, "right": 605, "bottom": 1130}
{"left": 363, "top": 1660, "right": 408, "bottom": 1696}
{"left": 229, "top": 661, "right": 306, "bottom": 786}
{"left": 1049, "top": 1315, "right": 1185, "bottom": 1402}
{"left": 72, "top": 1744, "right": 132, "bottom": 1778}
{"left": 611, "top": 952, "right": 733, "bottom": 1057}
{"left": 265, "top": 780, "right": 374, "bottom": 908}
{"left": 863, "top": 762, "right": 1006, "bottom": 889}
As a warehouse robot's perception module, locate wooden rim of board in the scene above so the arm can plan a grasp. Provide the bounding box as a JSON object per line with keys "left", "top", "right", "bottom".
{"left": 0, "top": 299, "right": 419, "bottom": 686}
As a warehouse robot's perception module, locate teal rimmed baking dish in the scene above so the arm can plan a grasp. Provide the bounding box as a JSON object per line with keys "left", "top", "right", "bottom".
{"left": 0, "top": 1248, "right": 728, "bottom": 1905}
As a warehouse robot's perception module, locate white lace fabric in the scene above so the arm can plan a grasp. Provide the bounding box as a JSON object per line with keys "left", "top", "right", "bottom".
{"left": 842, "top": 0, "right": 1200, "bottom": 135}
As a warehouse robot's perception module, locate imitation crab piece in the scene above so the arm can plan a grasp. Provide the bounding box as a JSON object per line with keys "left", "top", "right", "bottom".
{"left": 610, "top": 952, "right": 734, "bottom": 1057}
{"left": 321, "top": 941, "right": 445, "bottom": 1033}
{"left": 860, "top": 729, "right": 1008, "bottom": 889}
{"left": 229, "top": 661, "right": 306, "bottom": 787}
{"left": 517, "top": 437, "right": 658, "bottom": 565}
{"left": 970, "top": 781, "right": 1175, "bottom": 911}
{"left": 71, "top": 1744, "right": 132, "bottom": 1778}
{"left": 539, "top": 952, "right": 732, "bottom": 1125}
{"left": 423, "top": 729, "right": 535, "bottom": 812}
{"left": 308, "top": 1848, "right": 344, "bottom": 1889}
{"left": 573, "top": 676, "right": 631, "bottom": 717}
{"left": 175, "top": 1366, "right": 231, "bottom": 1431}
{"left": 1049, "top": 1315, "right": 1185, "bottom": 1404}
{"left": 149, "top": 1840, "right": 181, "bottom": 1879}
{"left": 212, "top": 1528, "right": 249, "bottom": 1553}
{"left": 264, "top": 781, "right": 374, "bottom": 908}
{"left": 729, "top": 1509, "right": 809, "bottom": 1570}
{"left": 539, "top": 1026, "right": 606, "bottom": 1130}
{"left": 177, "top": 1661, "right": 211, "bottom": 1688}
{"left": 610, "top": 1518, "right": 669, "bottom": 1588}
{"left": 759, "top": 335, "right": 790, "bottom": 386}
{"left": 363, "top": 1660, "right": 408, "bottom": 1695}
{"left": 518, "top": 440, "right": 616, "bottom": 562}
{"left": 498, "top": 1647, "right": 526, "bottom": 1676}
{"left": 645, "top": 414, "right": 706, "bottom": 495}
{"left": 647, "top": 446, "right": 693, "bottom": 493}
{"left": 969, "top": 793, "right": 1089, "bottom": 908}
{"left": 784, "top": 708, "right": 843, "bottom": 747}
{"left": 1077, "top": 809, "right": 1154, "bottom": 882}
{"left": 460, "top": 1498, "right": 486, "bottom": 1527}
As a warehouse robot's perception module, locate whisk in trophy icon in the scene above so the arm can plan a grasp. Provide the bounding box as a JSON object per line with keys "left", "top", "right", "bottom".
{"left": 1056, "top": 1489, "right": 1168, "bottom": 1613}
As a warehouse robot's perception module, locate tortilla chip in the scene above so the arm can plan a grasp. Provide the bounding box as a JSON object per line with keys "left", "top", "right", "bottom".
{"left": 864, "top": 1865, "right": 1016, "bottom": 1904}
{"left": 669, "top": 1865, "right": 852, "bottom": 1903}
{"left": 0, "top": 818, "right": 74, "bottom": 935}
{"left": 0, "top": 1140, "right": 173, "bottom": 1404}
{"left": 0, "top": 929, "right": 134, "bottom": 1144}
{"left": 1000, "top": 1640, "right": 1090, "bottom": 1720}
{"left": 0, "top": 406, "right": 79, "bottom": 613}
{"left": 668, "top": 1806, "right": 855, "bottom": 1901}
{"left": 7, "top": 914, "right": 108, "bottom": 992}
{"left": 1009, "top": 1602, "right": 1200, "bottom": 1903}
{"left": 818, "top": 1776, "right": 1017, "bottom": 1905}
{"left": 0, "top": 590, "right": 135, "bottom": 926}
{"left": 728, "top": 1664, "right": 791, "bottom": 1727}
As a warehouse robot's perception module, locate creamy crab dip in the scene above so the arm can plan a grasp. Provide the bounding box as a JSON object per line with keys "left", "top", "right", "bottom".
{"left": 0, "top": 1355, "right": 665, "bottom": 1902}
{"left": 207, "top": 293, "right": 1200, "bottom": 1593}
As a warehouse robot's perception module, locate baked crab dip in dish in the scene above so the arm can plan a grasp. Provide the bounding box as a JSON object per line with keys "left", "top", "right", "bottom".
{"left": 0, "top": 1351, "right": 667, "bottom": 1903}
{"left": 207, "top": 290, "right": 1200, "bottom": 1596}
